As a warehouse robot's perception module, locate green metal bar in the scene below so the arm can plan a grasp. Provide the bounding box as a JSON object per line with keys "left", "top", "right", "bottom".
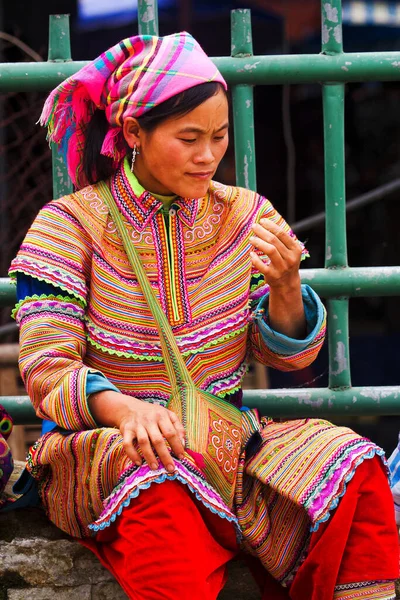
{"left": 321, "top": 0, "right": 342, "bottom": 56}
{"left": 0, "top": 278, "right": 16, "bottom": 305}
{"left": 300, "top": 267, "right": 400, "bottom": 297}
{"left": 320, "top": 1, "right": 351, "bottom": 390}
{"left": 327, "top": 297, "right": 351, "bottom": 388}
{"left": 4, "top": 53, "right": 400, "bottom": 91}
{"left": 4, "top": 385, "right": 400, "bottom": 424}
{"left": 47, "top": 14, "right": 72, "bottom": 61}
{"left": 323, "top": 86, "right": 347, "bottom": 268}
{"left": 48, "top": 15, "right": 73, "bottom": 199}
{"left": 3, "top": 267, "right": 400, "bottom": 306}
{"left": 231, "top": 9, "right": 256, "bottom": 190}
{"left": 138, "top": 0, "right": 159, "bottom": 35}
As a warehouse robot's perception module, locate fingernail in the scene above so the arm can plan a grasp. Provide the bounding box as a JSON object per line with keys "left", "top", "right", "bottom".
{"left": 167, "top": 464, "right": 175, "bottom": 473}
{"left": 151, "top": 462, "right": 158, "bottom": 470}
{"left": 178, "top": 453, "right": 185, "bottom": 460}
{"left": 135, "top": 460, "right": 142, "bottom": 467}
{"left": 180, "top": 437, "right": 186, "bottom": 447}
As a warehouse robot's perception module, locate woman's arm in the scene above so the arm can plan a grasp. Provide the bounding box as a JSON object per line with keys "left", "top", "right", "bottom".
{"left": 247, "top": 204, "right": 326, "bottom": 371}
{"left": 250, "top": 218, "right": 305, "bottom": 339}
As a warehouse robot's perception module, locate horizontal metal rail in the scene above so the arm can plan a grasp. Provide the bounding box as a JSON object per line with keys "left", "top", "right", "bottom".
{"left": 2, "top": 267, "right": 400, "bottom": 307}
{"left": 3, "top": 52, "right": 400, "bottom": 92}
{"left": 3, "top": 386, "right": 400, "bottom": 424}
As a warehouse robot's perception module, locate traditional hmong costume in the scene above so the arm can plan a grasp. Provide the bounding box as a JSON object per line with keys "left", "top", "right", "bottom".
{"left": 9, "top": 32, "right": 399, "bottom": 600}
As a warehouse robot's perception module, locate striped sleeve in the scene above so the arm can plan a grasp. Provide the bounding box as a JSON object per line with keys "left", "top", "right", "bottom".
{"left": 10, "top": 202, "right": 99, "bottom": 431}
{"left": 249, "top": 285, "right": 326, "bottom": 371}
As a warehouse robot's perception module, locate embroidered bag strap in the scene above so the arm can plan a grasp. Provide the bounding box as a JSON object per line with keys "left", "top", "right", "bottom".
{"left": 99, "top": 180, "right": 245, "bottom": 510}
{"left": 98, "top": 181, "right": 194, "bottom": 395}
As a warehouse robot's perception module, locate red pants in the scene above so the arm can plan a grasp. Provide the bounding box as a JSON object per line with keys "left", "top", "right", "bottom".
{"left": 83, "top": 457, "right": 399, "bottom": 600}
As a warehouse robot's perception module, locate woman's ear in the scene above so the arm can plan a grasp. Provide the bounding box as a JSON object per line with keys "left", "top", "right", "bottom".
{"left": 123, "top": 117, "right": 141, "bottom": 149}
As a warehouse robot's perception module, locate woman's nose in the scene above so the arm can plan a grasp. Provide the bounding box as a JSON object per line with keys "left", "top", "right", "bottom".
{"left": 193, "top": 144, "right": 214, "bottom": 164}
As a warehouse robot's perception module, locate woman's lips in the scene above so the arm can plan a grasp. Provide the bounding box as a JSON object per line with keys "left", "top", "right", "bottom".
{"left": 186, "top": 172, "right": 213, "bottom": 180}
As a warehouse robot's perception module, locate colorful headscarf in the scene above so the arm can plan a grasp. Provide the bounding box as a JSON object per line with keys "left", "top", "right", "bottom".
{"left": 40, "top": 32, "right": 227, "bottom": 189}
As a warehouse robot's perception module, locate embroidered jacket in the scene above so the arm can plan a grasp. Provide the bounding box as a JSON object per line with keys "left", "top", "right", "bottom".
{"left": 10, "top": 166, "right": 326, "bottom": 432}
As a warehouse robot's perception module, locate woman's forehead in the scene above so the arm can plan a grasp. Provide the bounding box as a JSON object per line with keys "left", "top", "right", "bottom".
{"left": 164, "top": 92, "right": 229, "bottom": 133}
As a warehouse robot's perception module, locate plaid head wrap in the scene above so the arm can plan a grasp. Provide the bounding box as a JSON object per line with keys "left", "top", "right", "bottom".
{"left": 40, "top": 32, "right": 227, "bottom": 189}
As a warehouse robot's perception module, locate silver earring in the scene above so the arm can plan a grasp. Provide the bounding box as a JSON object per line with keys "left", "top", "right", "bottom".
{"left": 131, "top": 145, "right": 140, "bottom": 172}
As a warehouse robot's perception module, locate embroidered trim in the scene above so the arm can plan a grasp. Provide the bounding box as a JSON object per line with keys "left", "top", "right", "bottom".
{"left": 333, "top": 580, "right": 396, "bottom": 599}
{"left": 9, "top": 266, "right": 86, "bottom": 305}
{"left": 89, "top": 459, "right": 240, "bottom": 537}
{"left": 310, "top": 447, "right": 386, "bottom": 532}
{"left": 12, "top": 294, "right": 85, "bottom": 321}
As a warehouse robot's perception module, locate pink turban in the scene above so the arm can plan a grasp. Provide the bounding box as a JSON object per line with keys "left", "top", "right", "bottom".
{"left": 40, "top": 32, "right": 227, "bottom": 188}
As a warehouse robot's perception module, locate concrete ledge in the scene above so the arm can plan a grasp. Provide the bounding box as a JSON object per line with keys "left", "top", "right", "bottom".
{"left": 0, "top": 505, "right": 261, "bottom": 599}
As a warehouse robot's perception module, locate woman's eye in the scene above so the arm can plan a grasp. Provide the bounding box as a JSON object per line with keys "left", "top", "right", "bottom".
{"left": 179, "top": 138, "right": 196, "bottom": 144}
{"left": 214, "top": 136, "right": 225, "bottom": 142}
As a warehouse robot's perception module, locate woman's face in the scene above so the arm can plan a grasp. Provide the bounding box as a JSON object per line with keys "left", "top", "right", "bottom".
{"left": 123, "top": 88, "right": 229, "bottom": 198}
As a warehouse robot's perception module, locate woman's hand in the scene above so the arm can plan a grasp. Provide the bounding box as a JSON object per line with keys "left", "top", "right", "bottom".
{"left": 249, "top": 218, "right": 306, "bottom": 339}
{"left": 249, "top": 218, "right": 302, "bottom": 290}
{"left": 89, "top": 391, "right": 186, "bottom": 472}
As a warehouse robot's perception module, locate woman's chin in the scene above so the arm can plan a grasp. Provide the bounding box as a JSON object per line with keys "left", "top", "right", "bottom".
{"left": 178, "top": 181, "right": 211, "bottom": 199}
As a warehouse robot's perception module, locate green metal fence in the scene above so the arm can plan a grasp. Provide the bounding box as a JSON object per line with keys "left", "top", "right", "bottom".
{"left": 1, "top": 0, "right": 400, "bottom": 423}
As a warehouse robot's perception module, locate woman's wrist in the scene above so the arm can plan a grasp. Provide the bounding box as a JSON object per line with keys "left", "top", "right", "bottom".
{"left": 88, "top": 389, "right": 139, "bottom": 428}
{"left": 267, "top": 278, "right": 306, "bottom": 339}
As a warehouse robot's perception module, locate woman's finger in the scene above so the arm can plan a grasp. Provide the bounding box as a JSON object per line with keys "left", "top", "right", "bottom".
{"left": 121, "top": 422, "right": 143, "bottom": 466}
{"left": 251, "top": 223, "right": 289, "bottom": 259}
{"left": 167, "top": 410, "right": 186, "bottom": 445}
{"left": 250, "top": 251, "right": 275, "bottom": 277}
{"left": 259, "top": 219, "right": 300, "bottom": 252}
{"left": 136, "top": 424, "right": 160, "bottom": 471}
{"left": 146, "top": 424, "right": 176, "bottom": 473}
{"left": 159, "top": 414, "right": 185, "bottom": 459}
{"left": 250, "top": 236, "right": 285, "bottom": 272}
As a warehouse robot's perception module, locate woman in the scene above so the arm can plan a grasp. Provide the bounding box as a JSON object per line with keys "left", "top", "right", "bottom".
{"left": 10, "top": 33, "right": 398, "bottom": 599}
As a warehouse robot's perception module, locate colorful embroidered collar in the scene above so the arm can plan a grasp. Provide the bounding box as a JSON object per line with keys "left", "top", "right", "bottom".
{"left": 111, "top": 159, "right": 200, "bottom": 233}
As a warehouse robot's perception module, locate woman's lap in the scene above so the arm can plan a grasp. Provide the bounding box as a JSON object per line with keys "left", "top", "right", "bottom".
{"left": 81, "top": 456, "right": 399, "bottom": 600}
{"left": 81, "top": 479, "right": 238, "bottom": 600}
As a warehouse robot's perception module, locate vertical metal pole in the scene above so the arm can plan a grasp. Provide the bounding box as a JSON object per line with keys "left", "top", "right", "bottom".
{"left": 231, "top": 9, "right": 256, "bottom": 191}
{"left": 0, "top": 1, "right": 7, "bottom": 277}
{"left": 138, "top": 0, "right": 159, "bottom": 36}
{"left": 321, "top": 0, "right": 351, "bottom": 389}
{"left": 48, "top": 15, "right": 73, "bottom": 199}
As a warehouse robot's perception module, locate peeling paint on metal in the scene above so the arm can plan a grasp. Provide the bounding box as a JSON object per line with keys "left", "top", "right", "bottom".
{"left": 303, "top": 396, "right": 324, "bottom": 408}
{"left": 244, "top": 61, "right": 260, "bottom": 71}
{"left": 243, "top": 155, "right": 249, "bottom": 189}
{"left": 392, "top": 61, "right": 400, "bottom": 68}
{"left": 359, "top": 387, "right": 399, "bottom": 401}
{"left": 326, "top": 246, "right": 332, "bottom": 260}
{"left": 332, "top": 341, "right": 347, "bottom": 375}
{"left": 141, "top": 0, "right": 155, "bottom": 22}
{"left": 322, "top": 24, "right": 330, "bottom": 45}
{"left": 324, "top": 3, "right": 339, "bottom": 22}
{"left": 300, "top": 271, "right": 315, "bottom": 281}
{"left": 336, "top": 329, "right": 342, "bottom": 334}
{"left": 345, "top": 61, "right": 352, "bottom": 66}
{"left": 246, "top": 99, "right": 251, "bottom": 108}
{"left": 341, "top": 66, "right": 349, "bottom": 72}
{"left": 333, "top": 25, "right": 342, "bottom": 44}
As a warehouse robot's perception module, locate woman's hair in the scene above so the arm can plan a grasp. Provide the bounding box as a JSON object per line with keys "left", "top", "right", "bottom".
{"left": 83, "top": 81, "right": 226, "bottom": 185}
